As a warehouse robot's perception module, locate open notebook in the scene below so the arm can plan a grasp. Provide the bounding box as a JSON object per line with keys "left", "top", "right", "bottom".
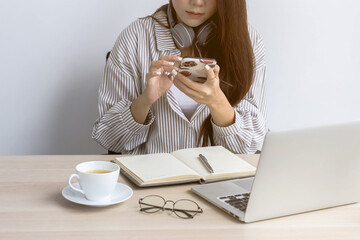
{"left": 112, "top": 146, "right": 256, "bottom": 187}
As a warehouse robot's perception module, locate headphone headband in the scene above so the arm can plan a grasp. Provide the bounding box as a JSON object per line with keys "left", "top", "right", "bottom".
{"left": 167, "top": 4, "right": 216, "bottom": 52}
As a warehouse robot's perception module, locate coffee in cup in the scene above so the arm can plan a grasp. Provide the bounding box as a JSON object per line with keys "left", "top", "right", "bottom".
{"left": 68, "top": 161, "right": 120, "bottom": 202}
{"left": 85, "top": 169, "right": 111, "bottom": 174}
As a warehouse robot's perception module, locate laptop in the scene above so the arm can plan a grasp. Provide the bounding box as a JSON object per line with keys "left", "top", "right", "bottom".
{"left": 192, "top": 121, "right": 360, "bottom": 223}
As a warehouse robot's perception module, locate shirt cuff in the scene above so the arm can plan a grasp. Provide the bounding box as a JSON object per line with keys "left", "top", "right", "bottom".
{"left": 211, "top": 110, "right": 243, "bottom": 137}
{"left": 120, "top": 104, "right": 155, "bottom": 134}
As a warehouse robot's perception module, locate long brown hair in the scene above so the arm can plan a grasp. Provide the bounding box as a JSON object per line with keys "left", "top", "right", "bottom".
{"left": 152, "top": 1, "right": 255, "bottom": 146}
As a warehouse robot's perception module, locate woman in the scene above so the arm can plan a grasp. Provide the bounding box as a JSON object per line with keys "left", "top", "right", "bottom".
{"left": 92, "top": 0, "right": 268, "bottom": 154}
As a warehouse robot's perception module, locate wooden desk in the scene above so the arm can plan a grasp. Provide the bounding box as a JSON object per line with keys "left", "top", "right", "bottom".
{"left": 0, "top": 155, "right": 359, "bottom": 240}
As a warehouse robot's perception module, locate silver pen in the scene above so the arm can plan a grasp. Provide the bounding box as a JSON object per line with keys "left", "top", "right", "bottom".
{"left": 198, "top": 154, "right": 214, "bottom": 174}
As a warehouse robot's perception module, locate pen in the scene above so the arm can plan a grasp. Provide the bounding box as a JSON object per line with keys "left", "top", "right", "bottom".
{"left": 198, "top": 154, "right": 214, "bottom": 174}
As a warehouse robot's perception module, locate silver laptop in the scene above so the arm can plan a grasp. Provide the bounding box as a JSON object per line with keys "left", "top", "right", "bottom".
{"left": 192, "top": 121, "right": 360, "bottom": 223}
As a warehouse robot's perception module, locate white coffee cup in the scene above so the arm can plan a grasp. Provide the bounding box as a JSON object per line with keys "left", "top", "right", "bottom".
{"left": 68, "top": 161, "right": 120, "bottom": 202}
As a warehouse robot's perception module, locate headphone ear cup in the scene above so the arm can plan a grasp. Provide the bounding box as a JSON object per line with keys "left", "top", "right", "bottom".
{"left": 171, "top": 23, "right": 195, "bottom": 49}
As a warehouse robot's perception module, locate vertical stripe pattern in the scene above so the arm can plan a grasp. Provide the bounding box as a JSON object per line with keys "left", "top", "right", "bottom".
{"left": 92, "top": 10, "right": 268, "bottom": 154}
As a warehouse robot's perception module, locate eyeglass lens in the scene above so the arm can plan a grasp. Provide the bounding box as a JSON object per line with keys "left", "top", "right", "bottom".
{"left": 139, "top": 195, "right": 165, "bottom": 213}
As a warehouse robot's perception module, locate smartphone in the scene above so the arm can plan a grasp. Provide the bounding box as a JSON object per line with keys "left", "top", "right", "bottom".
{"left": 178, "top": 57, "right": 217, "bottom": 83}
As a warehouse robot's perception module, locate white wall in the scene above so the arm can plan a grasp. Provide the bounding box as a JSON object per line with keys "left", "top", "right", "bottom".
{"left": 0, "top": 0, "right": 167, "bottom": 154}
{"left": 247, "top": 0, "right": 360, "bottom": 131}
{"left": 1, "top": 0, "right": 359, "bottom": 154}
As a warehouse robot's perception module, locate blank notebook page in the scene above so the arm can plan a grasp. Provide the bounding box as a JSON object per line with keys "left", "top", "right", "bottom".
{"left": 117, "top": 153, "right": 200, "bottom": 182}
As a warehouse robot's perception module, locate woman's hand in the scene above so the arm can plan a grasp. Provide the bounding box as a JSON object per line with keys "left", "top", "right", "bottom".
{"left": 173, "top": 65, "right": 235, "bottom": 127}
{"left": 143, "top": 55, "right": 182, "bottom": 105}
{"left": 130, "top": 55, "right": 181, "bottom": 124}
{"left": 173, "top": 65, "right": 227, "bottom": 107}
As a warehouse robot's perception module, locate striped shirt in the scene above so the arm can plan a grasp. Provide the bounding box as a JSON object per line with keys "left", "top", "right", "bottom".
{"left": 92, "top": 10, "right": 268, "bottom": 154}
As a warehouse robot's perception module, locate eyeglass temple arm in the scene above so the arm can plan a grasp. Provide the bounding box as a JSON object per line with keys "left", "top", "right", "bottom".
{"left": 140, "top": 203, "right": 203, "bottom": 218}
{"left": 172, "top": 207, "right": 203, "bottom": 213}
{"left": 140, "top": 202, "right": 202, "bottom": 213}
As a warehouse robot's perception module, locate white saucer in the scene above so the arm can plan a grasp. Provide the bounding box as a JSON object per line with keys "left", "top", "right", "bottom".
{"left": 62, "top": 182, "right": 133, "bottom": 207}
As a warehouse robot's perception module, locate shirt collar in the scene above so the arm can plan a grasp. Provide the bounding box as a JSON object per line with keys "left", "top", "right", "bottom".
{"left": 152, "top": 10, "right": 178, "bottom": 52}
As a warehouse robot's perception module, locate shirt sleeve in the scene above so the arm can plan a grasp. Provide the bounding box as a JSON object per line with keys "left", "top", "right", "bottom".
{"left": 211, "top": 31, "right": 268, "bottom": 154}
{"left": 92, "top": 21, "right": 155, "bottom": 153}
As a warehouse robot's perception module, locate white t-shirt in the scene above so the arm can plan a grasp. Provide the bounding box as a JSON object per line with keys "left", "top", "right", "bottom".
{"left": 170, "top": 85, "right": 199, "bottom": 120}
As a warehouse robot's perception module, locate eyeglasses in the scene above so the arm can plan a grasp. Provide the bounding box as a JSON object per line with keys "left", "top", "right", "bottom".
{"left": 139, "top": 195, "right": 203, "bottom": 219}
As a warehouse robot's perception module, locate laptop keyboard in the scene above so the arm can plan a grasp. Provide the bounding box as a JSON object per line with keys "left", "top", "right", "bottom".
{"left": 218, "top": 193, "right": 250, "bottom": 212}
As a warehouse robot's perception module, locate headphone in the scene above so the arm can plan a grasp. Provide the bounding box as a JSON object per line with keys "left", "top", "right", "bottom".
{"left": 167, "top": 4, "right": 216, "bottom": 56}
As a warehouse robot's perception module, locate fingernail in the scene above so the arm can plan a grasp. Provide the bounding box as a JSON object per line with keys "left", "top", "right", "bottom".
{"left": 177, "top": 57, "right": 183, "bottom": 61}
{"left": 165, "top": 71, "right": 171, "bottom": 76}
{"left": 205, "top": 65, "right": 210, "bottom": 70}
{"left": 168, "top": 61, "right": 175, "bottom": 66}
{"left": 155, "top": 71, "right": 162, "bottom": 75}
{"left": 172, "top": 69, "right": 178, "bottom": 76}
